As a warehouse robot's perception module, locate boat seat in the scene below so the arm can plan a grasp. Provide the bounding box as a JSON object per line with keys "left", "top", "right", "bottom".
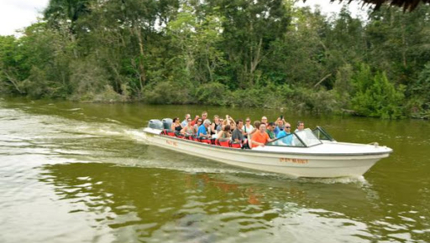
{"left": 200, "top": 138, "right": 212, "bottom": 144}
{"left": 161, "top": 129, "right": 176, "bottom": 137}
{"left": 231, "top": 142, "right": 241, "bottom": 149}
{"left": 216, "top": 139, "right": 231, "bottom": 147}
{"left": 167, "top": 132, "right": 176, "bottom": 136}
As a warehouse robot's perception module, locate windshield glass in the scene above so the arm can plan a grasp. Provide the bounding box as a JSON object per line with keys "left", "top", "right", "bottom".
{"left": 312, "top": 126, "right": 335, "bottom": 141}
{"left": 266, "top": 128, "right": 322, "bottom": 147}
{"left": 295, "top": 128, "right": 322, "bottom": 147}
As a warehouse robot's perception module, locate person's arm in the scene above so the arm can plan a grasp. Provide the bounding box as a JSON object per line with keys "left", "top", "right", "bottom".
{"left": 267, "top": 133, "right": 274, "bottom": 143}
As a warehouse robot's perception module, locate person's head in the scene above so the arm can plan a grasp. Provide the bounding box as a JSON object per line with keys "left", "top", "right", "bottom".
{"left": 187, "top": 118, "right": 193, "bottom": 126}
{"left": 259, "top": 124, "right": 266, "bottom": 133}
{"left": 223, "top": 125, "right": 230, "bottom": 132}
{"left": 297, "top": 121, "right": 305, "bottom": 131}
{"left": 203, "top": 119, "right": 211, "bottom": 127}
{"left": 245, "top": 117, "right": 251, "bottom": 126}
{"left": 277, "top": 118, "right": 284, "bottom": 127}
{"left": 254, "top": 121, "right": 261, "bottom": 129}
{"left": 197, "top": 118, "right": 203, "bottom": 125}
{"left": 185, "top": 114, "right": 190, "bottom": 119}
{"left": 214, "top": 115, "right": 219, "bottom": 122}
{"left": 173, "top": 117, "right": 180, "bottom": 123}
{"left": 261, "top": 116, "right": 268, "bottom": 124}
{"left": 236, "top": 119, "right": 243, "bottom": 129}
{"left": 267, "top": 122, "right": 275, "bottom": 131}
{"left": 230, "top": 122, "right": 236, "bottom": 130}
{"left": 202, "top": 111, "right": 208, "bottom": 120}
{"left": 285, "top": 122, "right": 291, "bottom": 133}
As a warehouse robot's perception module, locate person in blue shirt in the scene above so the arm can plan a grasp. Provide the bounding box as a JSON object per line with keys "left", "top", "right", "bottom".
{"left": 273, "top": 117, "right": 285, "bottom": 137}
{"left": 276, "top": 122, "right": 293, "bottom": 145}
{"left": 197, "top": 119, "right": 212, "bottom": 139}
{"left": 181, "top": 113, "right": 190, "bottom": 127}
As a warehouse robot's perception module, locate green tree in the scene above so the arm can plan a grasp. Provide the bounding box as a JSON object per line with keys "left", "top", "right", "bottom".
{"left": 351, "top": 64, "right": 405, "bottom": 119}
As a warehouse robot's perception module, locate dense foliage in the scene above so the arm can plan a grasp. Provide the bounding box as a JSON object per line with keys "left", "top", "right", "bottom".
{"left": 1, "top": 0, "right": 429, "bottom": 119}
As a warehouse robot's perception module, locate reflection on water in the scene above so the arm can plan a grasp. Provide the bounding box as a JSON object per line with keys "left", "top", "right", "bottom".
{"left": 1, "top": 98, "right": 430, "bottom": 243}
{"left": 32, "top": 162, "right": 428, "bottom": 243}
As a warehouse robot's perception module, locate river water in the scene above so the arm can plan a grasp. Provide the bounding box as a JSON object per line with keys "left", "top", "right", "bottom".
{"left": 0, "top": 97, "right": 429, "bottom": 243}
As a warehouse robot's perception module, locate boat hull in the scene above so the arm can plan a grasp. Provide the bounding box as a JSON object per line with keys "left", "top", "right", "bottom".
{"left": 143, "top": 128, "right": 391, "bottom": 178}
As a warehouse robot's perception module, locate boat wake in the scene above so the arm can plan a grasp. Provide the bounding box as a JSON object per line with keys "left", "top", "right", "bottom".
{"left": 0, "top": 103, "right": 372, "bottom": 184}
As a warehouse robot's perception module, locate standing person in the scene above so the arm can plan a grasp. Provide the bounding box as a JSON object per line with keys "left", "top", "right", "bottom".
{"left": 295, "top": 121, "right": 305, "bottom": 133}
{"left": 181, "top": 114, "right": 190, "bottom": 127}
{"left": 197, "top": 119, "right": 212, "bottom": 139}
{"left": 277, "top": 122, "right": 293, "bottom": 145}
{"left": 232, "top": 119, "right": 245, "bottom": 144}
{"left": 266, "top": 122, "right": 276, "bottom": 139}
{"left": 251, "top": 124, "right": 274, "bottom": 148}
{"left": 243, "top": 117, "right": 254, "bottom": 138}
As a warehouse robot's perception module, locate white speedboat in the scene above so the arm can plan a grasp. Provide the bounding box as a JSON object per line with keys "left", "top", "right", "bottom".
{"left": 142, "top": 119, "right": 392, "bottom": 178}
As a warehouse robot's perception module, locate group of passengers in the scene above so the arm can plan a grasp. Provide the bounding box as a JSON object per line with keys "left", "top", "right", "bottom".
{"left": 170, "top": 111, "right": 306, "bottom": 149}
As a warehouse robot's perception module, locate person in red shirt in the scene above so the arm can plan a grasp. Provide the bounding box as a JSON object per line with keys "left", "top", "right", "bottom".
{"left": 191, "top": 111, "right": 208, "bottom": 126}
{"left": 251, "top": 124, "right": 274, "bottom": 148}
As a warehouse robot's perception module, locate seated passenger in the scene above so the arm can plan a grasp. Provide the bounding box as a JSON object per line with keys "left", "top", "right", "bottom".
{"left": 243, "top": 117, "right": 253, "bottom": 138}
{"left": 295, "top": 121, "right": 305, "bottom": 133}
{"left": 217, "top": 125, "right": 231, "bottom": 141}
{"left": 190, "top": 115, "right": 200, "bottom": 126}
{"left": 273, "top": 117, "right": 285, "bottom": 136}
{"left": 266, "top": 122, "right": 276, "bottom": 139}
{"left": 232, "top": 119, "right": 245, "bottom": 143}
{"left": 261, "top": 116, "right": 268, "bottom": 126}
{"left": 251, "top": 124, "right": 274, "bottom": 148}
{"left": 222, "top": 115, "right": 236, "bottom": 128}
{"left": 193, "top": 119, "right": 203, "bottom": 134}
{"left": 181, "top": 114, "right": 190, "bottom": 127}
{"left": 197, "top": 119, "right": 212, "bottom": 139}
{"left": 276, "top": 122, "right": 293, "bottom": 145}
{"left": 181, "top": 118, "right": 194, "bottom": 136}
{"left": 171, "top": 117, "right": 182, "bottom": 134}
{"left": 211, "top": 115, "right": 222, "bottom": 135}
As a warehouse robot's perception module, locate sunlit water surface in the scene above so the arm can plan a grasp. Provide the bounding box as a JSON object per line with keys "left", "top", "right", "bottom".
{"left": 0, "top": 98, "right": 429, "bottom": 243}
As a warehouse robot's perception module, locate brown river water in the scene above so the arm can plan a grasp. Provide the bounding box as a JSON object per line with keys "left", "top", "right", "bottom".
{"left": 0, "top": 97, "right": 429, "bottom": 243}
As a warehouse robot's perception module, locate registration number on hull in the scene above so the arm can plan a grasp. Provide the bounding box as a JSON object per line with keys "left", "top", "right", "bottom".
{"left": 166, "top": 140, "right": 178, "bottom": 146}
{"left": 279, "top": 158, "right": 308, "bottom": 164}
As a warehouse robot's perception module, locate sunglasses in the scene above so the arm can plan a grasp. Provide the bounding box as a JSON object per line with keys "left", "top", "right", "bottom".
{"left": 285, "top": 126, "right": 291, "bottom": 128}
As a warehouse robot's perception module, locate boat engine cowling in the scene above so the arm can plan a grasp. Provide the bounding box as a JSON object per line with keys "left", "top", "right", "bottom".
{"left": 162, "top": 118, "right": 173, "bottom": 130}
{"left": 148, "top": 119, "right": 163, "bottom": 129}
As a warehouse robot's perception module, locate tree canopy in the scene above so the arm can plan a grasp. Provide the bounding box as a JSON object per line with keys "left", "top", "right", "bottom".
{"left": 1, "top": 0, "right": 430, "bottom": 119}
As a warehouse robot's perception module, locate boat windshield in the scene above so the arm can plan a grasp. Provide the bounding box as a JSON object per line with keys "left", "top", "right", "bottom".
{"left": 312, "top": 126, "right": 335, "bottom": 141}
{"left": 267, "top": 128, "right": 322, "bottom": 147}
